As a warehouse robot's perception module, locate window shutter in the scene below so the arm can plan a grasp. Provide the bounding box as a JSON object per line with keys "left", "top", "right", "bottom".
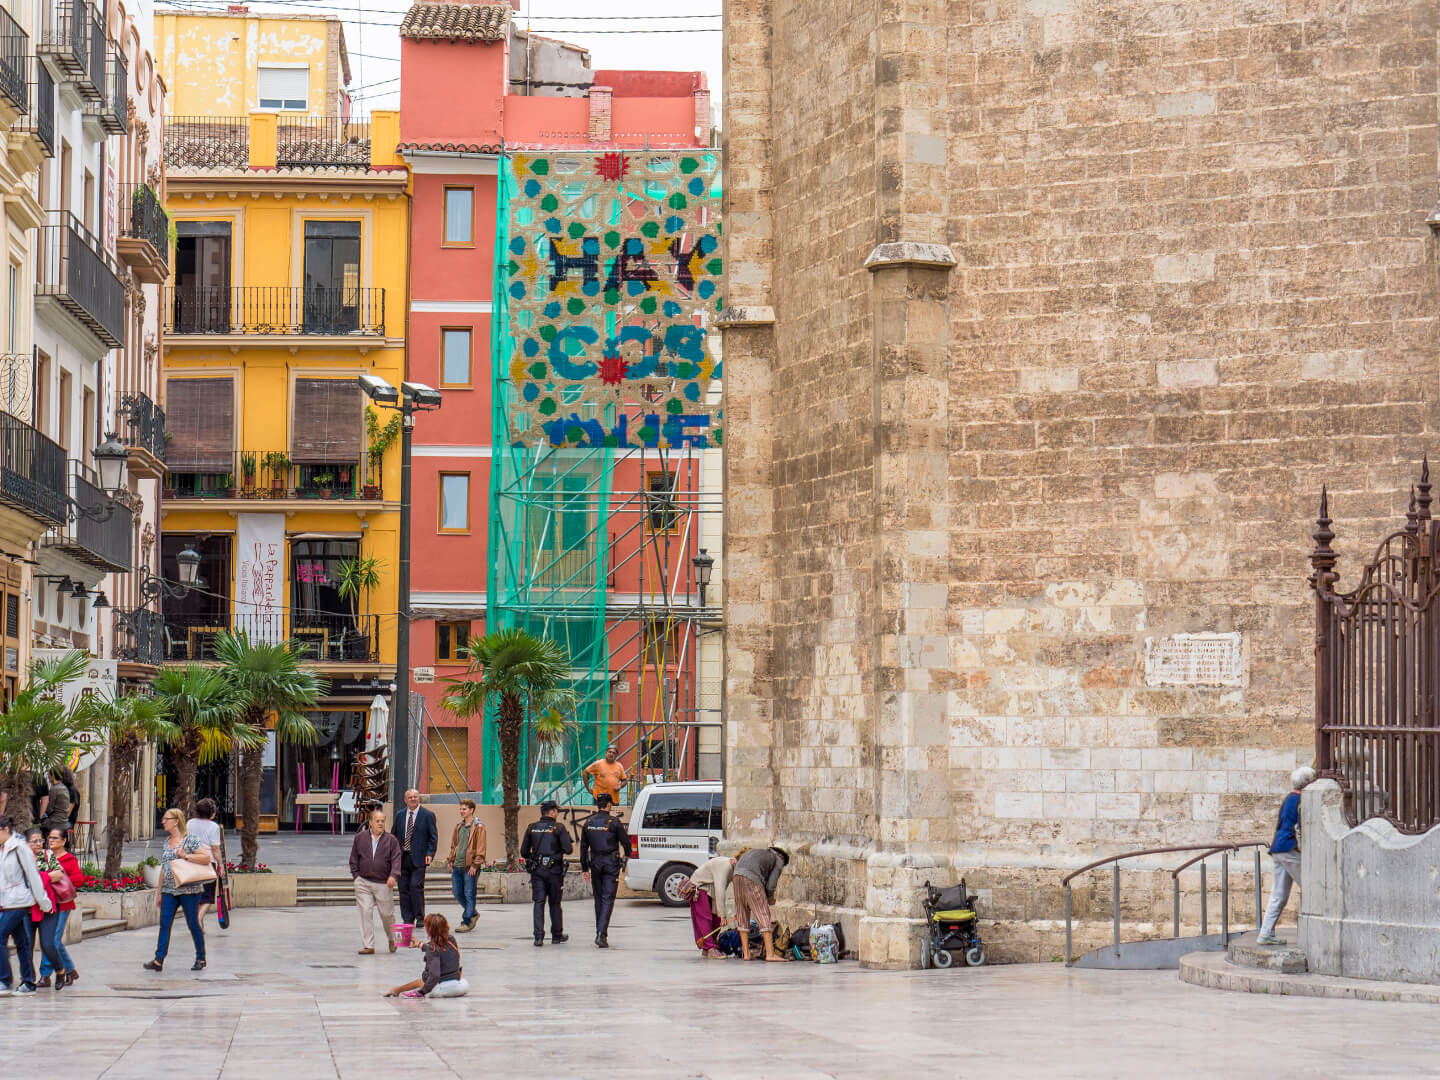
{"left": 291, "top": 378, "right": 361, "bottom": 464}
{"left": 165, "top": 377, "right": 234, "bottom": 469}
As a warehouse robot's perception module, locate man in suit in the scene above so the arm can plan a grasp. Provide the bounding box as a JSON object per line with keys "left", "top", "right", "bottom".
{"left": 391, "top": 788, "right": 437, "bottom": 930}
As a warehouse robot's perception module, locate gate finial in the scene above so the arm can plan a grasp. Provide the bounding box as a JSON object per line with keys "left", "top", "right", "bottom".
{"left": 1311, "top": 486, "right": 1337, "bottom": 581}
{"left": 1406, "top": 486, "right": 1420, "bottom": 536}
{"left": 1418, "top": 455, "right": 1432, "bottom": 522}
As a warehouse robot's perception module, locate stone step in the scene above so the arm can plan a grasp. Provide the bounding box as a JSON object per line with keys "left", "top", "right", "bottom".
{"left": 1226, "top": 931, "right": 1307, "bottom": 974}
{"left": 81, "top": 917, "right": 129, "bottom": 940}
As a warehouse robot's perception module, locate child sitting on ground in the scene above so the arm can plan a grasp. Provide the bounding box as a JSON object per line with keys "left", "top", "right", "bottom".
{"left": 384, "top": 913, "right": 468, "bottom": 998}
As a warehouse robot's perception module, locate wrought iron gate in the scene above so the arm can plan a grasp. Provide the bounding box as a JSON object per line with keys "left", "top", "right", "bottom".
{"left": 1311, "top": 459, "right": 1440, "bottom": 833}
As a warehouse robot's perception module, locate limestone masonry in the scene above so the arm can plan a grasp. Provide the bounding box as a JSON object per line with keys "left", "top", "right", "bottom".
{"left": 720, "top": 0, "right": 1440, "bottom": 965}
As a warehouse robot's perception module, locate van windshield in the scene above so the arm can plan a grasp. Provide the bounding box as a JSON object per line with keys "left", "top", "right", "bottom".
{"left": 642, "top": 791, "right": 714, "bottom": 831}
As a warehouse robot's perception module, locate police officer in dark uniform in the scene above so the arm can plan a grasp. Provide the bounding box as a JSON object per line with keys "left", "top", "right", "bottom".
{"left": 579, "top": 793, "right": 630, "bottom": 948}
{"left": 520, "top": 801, "right": 573, "bottom": 946}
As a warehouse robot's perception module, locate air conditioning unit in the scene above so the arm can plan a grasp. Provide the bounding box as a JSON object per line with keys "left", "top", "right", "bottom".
{"left": 413, "top": 667, "right": 435, "bottom": 684}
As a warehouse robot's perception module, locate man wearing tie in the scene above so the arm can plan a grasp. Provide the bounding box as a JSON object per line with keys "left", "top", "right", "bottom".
{"left": 391, "top": 789, "right": 438, "bottom": 931}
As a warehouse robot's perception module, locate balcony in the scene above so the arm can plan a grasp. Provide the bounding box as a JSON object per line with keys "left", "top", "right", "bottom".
{"left": 0, "top": 8, "right": 29, "bottom": 113}
{"left": 165, "top": 450, "right": 382, "bottom": 502}
{"left": 82, "top": 46, "right": 126, "bottom": 134}
{"left": 36, "top": 211, "right": 126, "bottom": 348}
{"left": 162, "top": 610, "right": 380, "bottom": 664}
{"left": 118, "top": 392, "right": 165, "bottom": 478}
{"left": 0, "top": 411, "right": 67, "bottom": 525}
{"left": 164, "top": 286, "right": 387, "bottom": 340}
{"left": 38, "top": 0, "right": 99, "bottom": 93}
{"left": 113, "top": 605, "right": 163, "bottom": 667}
{"left": 40, "top": 461, "right": 133, "bottom": 572}
{"left": 14, "top": 58, "right": 55, "bottom": 159}
{"left": 163, "top": 115, "right": 248, "bottom": 170}
{"left": 117, "top": 183, "right": 169, "bottom": 282}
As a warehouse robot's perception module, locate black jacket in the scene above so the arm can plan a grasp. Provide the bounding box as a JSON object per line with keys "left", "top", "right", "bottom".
{"left": 579, "top": 811, "right": 629, "bottom": 872}
{"left": 392, "top": 805, "right": 439, "bottom": 861}
{"left": 520, "top": 817, "right": 573, "bottom": 872}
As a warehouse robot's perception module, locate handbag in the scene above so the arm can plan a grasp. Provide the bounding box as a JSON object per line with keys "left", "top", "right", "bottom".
{"left": 51, "top": 872, "right": 76, "bottom": 905}
{"left": 170, "top": 854, "right": 217, "bottom": 887}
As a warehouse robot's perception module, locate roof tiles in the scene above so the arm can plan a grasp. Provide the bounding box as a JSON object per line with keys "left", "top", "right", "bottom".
{"left": 400, "top": 2, "right": 509, "bottom": 42}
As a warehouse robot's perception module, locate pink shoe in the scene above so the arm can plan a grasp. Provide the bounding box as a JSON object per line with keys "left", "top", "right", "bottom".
{"left": 401, "top": 989, "right": 423, "bottom": 998}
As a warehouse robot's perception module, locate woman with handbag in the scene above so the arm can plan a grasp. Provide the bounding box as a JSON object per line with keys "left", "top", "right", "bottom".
{"left": 143, "top": 808, "right": 213, "bottom": 973}
{"left": 36, "top": 827, "right": 81, "bottom": 988}
{"left": 25, "top": 829, "right": 67, "bottom": 991}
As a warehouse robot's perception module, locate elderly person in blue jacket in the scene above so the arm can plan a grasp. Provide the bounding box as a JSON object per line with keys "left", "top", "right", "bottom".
{"left": 1256, "top": 766, "right": 1316, "bottom": 945}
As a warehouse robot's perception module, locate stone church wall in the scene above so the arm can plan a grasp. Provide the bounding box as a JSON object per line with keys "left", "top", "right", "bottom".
{"left": 721, "top": 0, "right": 1439, "bottom": 964}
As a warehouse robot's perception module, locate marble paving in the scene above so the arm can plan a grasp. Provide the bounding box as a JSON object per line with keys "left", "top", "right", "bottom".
{"left": 1, "top": 898, "right": 1436, "bottom": 1079}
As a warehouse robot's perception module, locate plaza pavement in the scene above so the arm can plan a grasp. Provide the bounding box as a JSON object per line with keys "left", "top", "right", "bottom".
{"left": 1, "top": 895, "right": 1437, "bottom": 1079}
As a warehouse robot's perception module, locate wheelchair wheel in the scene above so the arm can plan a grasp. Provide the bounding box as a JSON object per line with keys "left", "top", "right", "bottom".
{"left": 919, "top": 939, "right": 931, "bottom": 969}
{"left": 966, "top": 945, "right": 985, "bottom": 967}
{"left": 933, "top": 948, "right": 954, "bottom": 969}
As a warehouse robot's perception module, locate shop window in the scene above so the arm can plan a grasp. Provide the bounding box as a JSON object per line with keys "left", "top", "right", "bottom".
{"left": 436, "top": 620, "right": 470, "bottom": 664}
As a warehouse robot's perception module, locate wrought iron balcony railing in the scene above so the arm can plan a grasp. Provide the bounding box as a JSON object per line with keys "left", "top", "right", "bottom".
{"left": 166, "top": 449, "right": 381, "bottom": 501}
{"left": 163, "top": 115, "right": 248, "bottom": 169}
{"left": 41, "top": 460, "right": 132, "bottom": 572}
{"left": 164, "top": 286, "right": 387, "bottom": 337}
{"left": 0, "top": 411, "right": 67, "bottom": 524}
{"left": 0, "top": 8, "right": 30, "bottom": 112}
{"left": 15, "top": 58, "right": 55, "bottom": 156}
{"left": 113, "top": 605, "right": 163, "bottom": 666}
{"left": 276, "top": 116, "right": 371, "bottom": 168}
{"left": 38, "top": 0, "right": 88, "bottom": 77}
{"left": 162, "top": 610, "right": 381, "bottom": 664}
{"left": 118, "top": 392, "right": 165, "bottom": 463}
{"left": 83, "top": 45, "right": 125, "bottom": 133}
{"left": 36, "top": 211, "right": 125, "bottom": 347}
{"left": 117, "top": 183, "right": 169, "bottom": 282}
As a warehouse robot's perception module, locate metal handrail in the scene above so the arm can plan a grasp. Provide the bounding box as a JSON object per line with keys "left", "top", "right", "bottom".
{"left": 1062, "top": 839, "right": 1272, "bottom": 966}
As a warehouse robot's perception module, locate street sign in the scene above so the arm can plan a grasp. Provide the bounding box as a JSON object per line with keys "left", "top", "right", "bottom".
{"left": 413, "top": 667, "right": 435, "bottom": 684}
{"left": 34, "top": 651, "right": 117, "bottom": 771}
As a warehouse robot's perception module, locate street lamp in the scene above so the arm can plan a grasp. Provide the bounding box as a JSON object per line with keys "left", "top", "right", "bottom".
{"left": 136, "top": 545, "right": 202, "bottom": 605}
{"left": 93, "top": 433, "right": 129, "bottom": 493}
{"left": 693, "top": 548, "right": 715, "bottom": 607}
{"left": 358, "top": 375, "right": 441, "bottom": 804}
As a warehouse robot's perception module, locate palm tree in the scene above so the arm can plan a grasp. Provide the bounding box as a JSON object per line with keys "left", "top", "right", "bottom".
{"left": 212, "top": 632, "right": 323, "bottom": 867}
{"left": 81, "top": 694, "right": 179, "bottom": 879}
{"left": 442, "top": 629, "right": 574, "bottom": 868}
{"left": 150, "top": 664, "right": 249, "bottom": 818}
{"left": 0, "top": 651, "right": 94, "bottom": 831}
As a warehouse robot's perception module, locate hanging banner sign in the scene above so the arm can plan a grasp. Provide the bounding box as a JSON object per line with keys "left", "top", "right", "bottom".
{"left": 236, "top": 513, "right": 285, "bottom": 642}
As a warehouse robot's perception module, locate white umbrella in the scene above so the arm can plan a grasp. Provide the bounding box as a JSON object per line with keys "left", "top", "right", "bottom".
{"left": 366, "top": 694, "right": 390, "bottom": 752}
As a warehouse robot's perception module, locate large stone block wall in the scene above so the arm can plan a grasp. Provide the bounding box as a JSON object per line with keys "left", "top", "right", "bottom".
{"left": 722, "top": 0, "right": 1440, "bottom": 965}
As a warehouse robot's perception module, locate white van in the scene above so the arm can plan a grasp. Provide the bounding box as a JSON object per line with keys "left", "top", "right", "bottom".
{"left": 623, "top": 780, "right": 723, "bottom": 906}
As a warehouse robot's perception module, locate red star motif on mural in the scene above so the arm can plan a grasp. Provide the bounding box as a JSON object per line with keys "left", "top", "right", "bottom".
{"left": 599, "top": 352, "right": 629, "bottom": 385}
{"left": 595, "top": 152, "right": 629, "bottom": 181}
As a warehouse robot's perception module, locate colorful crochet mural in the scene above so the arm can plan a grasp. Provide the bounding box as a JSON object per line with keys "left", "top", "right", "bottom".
{"left": 501, "top": 150, "right": 723, "bottom": 449}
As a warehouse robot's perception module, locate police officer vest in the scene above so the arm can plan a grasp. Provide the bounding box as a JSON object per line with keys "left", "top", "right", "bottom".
{"left": 529, "top": 820, "right": 563, "bottom": 871}
{"left": 585, "top": 814, "right": 620, "bottom": 858}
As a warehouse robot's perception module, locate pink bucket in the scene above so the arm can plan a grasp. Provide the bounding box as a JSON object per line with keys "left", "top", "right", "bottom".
{"left": 391, "top": 922, "right": 414, "bottom": 948}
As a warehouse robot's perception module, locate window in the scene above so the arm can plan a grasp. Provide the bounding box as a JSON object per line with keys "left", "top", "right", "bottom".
{"left": 83, "top": 170, "right": 94, "bottom": 233}
{"left": 641, "top": 790, "right": 712, "bottom": 831}
{"left": 58, "top": 369, "right": 71, "bottom": 450}
{"left": 291, "top": 378, "right": 362, "bottom": 496}
{"left": 173, "top": 221, "right": 232, "bottom": 333}
{"left": 439, "top": 472, "right": 470, "bottom": 532}
{"left": 82, "top": 388, "right": 94, "bottom": 460}
{"left": 640, "top": 737, "right": 678, "bottom": 772}
{"left": 302, "top": 220, "right": 361, "bottom": 333}
{"left": 436, "top": 620, "right": 471, "bottom": 664}
{"left": 641, "top": 618, "right": 680, "bottom": 666}
{"left": 443, "top": 187, "right": 473, "bottom": 245}
{"left": 258, "top": 65, "right": 309, "bottom": 110}
{"left": 7, "top": 263, "right": 17, "bottom": 353}
{"left": 440, "top": 328, "right": 472, "bottom": 387}
{"left": 646, "top": 471, "right": 678, "bottom": 531}
{"left": 34, "top": 352, "right": 48, "bottom": 436}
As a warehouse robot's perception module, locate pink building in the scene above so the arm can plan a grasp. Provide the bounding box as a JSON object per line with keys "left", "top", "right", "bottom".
{"left": 398, "top": 1, "right": 717, "bottom": 798}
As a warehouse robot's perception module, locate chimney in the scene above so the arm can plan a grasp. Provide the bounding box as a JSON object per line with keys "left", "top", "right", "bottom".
{"left": 588, "top": 85, "right": 612, "bottom": 143}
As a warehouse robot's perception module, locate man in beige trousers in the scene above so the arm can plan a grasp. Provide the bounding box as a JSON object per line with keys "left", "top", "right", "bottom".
{"left": 349, "top": 808, "right": 402, "bottom": 954}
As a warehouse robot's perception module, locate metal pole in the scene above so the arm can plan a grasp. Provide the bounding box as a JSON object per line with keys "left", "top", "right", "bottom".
{"left": 1254, "top": 848, "right": 1263, "bottom": 928}
{"left": 1112, "top": 863, "right": 1121, "bottom": 956}
{"left": 1200, "top": 862, "right": 1208, "bottom": 937}
{"left": 1221, "top": 851, "right": 1230, "bottom": 943}
{"left": 1064, "top": 885, "right": 1072, "bottom": 966}
{"left": 391, "top": 404, "right": 414, "bottom": 805}
{"left": 1173, "top": 877, "right": 1180, "bottom": 939}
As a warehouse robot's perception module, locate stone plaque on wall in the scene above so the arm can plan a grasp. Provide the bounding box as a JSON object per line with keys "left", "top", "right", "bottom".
{"left": 1143, "top": 632, "right": 1245, "bottom": 687}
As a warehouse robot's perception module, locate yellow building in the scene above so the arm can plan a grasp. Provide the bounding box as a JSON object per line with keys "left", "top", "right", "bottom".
{"left": 157, "top": 10, "right": 407, "bottom": 829}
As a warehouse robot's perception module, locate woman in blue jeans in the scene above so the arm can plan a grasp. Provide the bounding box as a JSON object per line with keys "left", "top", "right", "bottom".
{"left": 37, "top": 827, "right": 82, "bottom": 987}
{"left": 143, "top": 808, "right": 212, "bottom": 972}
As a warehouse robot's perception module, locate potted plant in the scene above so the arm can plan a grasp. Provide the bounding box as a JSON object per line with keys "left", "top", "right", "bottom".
{"left": 264, "top": 451, "right": 290, "bottom": 497}
{"left": 314, "top": 472, "right": 335, "bottom": 499}
{"left": 163, "top": 475, "right": 176, "bottom": 499}
{"left": 364, "top": 406, "right": 400, "bottom": 500}
{"left": 140, "top": 855, "right": 160, "bottom": 888}
{"left": 239, "top": 451, "right": 257, "bottom": 493}
{"left": 222, "top": 472, "right": 236, "bottom": 498}
{"left": 336, "top": 555, "right": 383, "bottom": 659}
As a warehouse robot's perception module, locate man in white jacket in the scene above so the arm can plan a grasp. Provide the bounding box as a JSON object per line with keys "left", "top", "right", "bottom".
{"left": 0, "top": 814, "right": 53, "bottom": 994}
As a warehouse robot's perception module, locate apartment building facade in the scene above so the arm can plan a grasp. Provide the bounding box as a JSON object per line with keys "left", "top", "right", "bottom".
{"left": 156, "top": 9, "right": 406, "bottom": 830}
